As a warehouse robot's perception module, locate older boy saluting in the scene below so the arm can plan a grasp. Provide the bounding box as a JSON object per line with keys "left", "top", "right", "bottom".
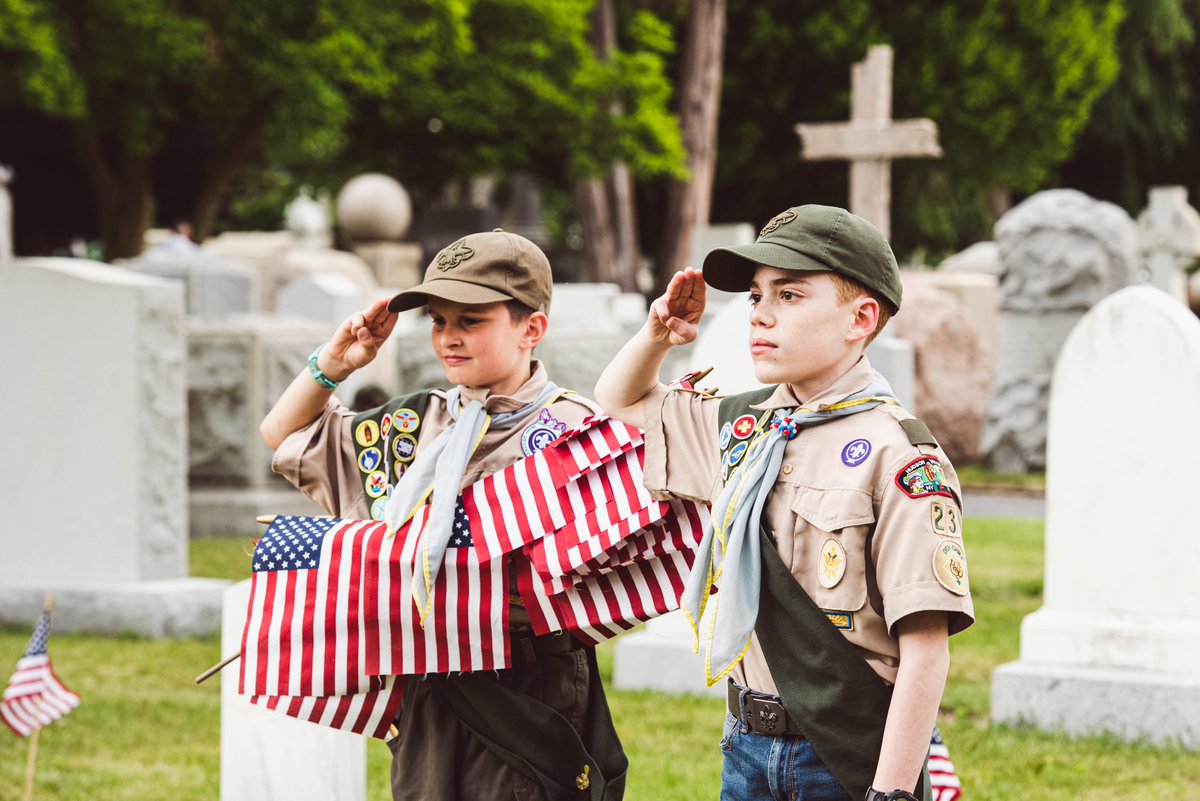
{"left": 596, "top": 206, "right": 973, "bottom": 801}
{"left": 262, "top": 230, "right": 626, "bottom": 801}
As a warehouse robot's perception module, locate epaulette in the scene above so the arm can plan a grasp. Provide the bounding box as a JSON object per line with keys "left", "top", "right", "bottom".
{"left": 899, "top": 417, "right": 938, "bottom": 448}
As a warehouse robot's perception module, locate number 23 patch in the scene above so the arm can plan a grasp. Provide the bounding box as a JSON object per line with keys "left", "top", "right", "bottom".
{"left": 930, "top": 501, "right": 960, "bottom": 537}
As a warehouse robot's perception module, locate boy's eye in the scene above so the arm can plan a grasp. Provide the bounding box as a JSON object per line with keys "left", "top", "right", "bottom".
{"left": 747, "top": 292, "right": 761, "bottom": 305}
{"left": 781, "top": 290, "right": 797, "bottom": 301}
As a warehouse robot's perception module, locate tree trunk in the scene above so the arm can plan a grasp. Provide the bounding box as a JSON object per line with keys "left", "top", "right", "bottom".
{"left": 72, "top": 125, "right": 155, "bottom": 261}
{"left": 190, "top": 120, "right": 266, "bottom": 242}
{"left": 572, "top": 0, "right": 641, "bottom": 290}
{"left": 655, "top": 0, "right": 727, "bottom": 289}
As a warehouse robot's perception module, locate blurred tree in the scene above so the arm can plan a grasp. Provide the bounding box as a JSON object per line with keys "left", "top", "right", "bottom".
{"left": 1056, "top": 0, "right": 1200, "bottom": 213}
{"left": 0, "top": 0, "right": 683, "bottom": 261}
{"left": 707, "top": 0, "right": 1124, "bottom": 259}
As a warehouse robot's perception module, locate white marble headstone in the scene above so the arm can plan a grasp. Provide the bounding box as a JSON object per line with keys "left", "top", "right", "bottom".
{"left": 1136, "top": 185, "right": 1200, "bottom": 303}
{"left": 0, "top": 164, "right": 12, "bottom": 263}
{"left": 220, "top": 580, "right": 366, "bottom": 801}
{"left": 992, "top": 285, "right": 1200, "bottom": 746}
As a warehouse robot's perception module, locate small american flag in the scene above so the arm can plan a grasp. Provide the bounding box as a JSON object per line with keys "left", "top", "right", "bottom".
{"left": 249, "top": 676, "right": 406, "bottom": 740}
{"left": 1, "top": 610, "right": 80, "bottom": 737}
{"left": 929, "top": 726, "right": 963, "bottom": 801}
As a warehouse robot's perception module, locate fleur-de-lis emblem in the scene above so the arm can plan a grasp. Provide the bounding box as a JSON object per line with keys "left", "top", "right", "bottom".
{"left": 758, "top": 709, "right": 779, "bottom": 731}
{"left": 436, "top": 238, "right": 475, "bottom": 271}
{"left": 759, "top": 209, "right": 797, "bottom": 237}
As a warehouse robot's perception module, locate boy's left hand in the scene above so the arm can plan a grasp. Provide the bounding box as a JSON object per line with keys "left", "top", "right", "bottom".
{"left": 648, "top": 267, "right": 706, "bottom": 346}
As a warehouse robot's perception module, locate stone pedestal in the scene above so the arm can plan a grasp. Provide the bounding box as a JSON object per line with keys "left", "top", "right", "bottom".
{"left": 352, "top": 241, "right": 423, "bottom": 289}
{"left": 220, "top": 580, "right": 366, "bottom": 801}
{"left": 0, "top": 258, "right": 226, "bottom": 636}
{"left": 612, "top": 611, "right": 724, "bottom": 698}
{"left": 991, "top": 286, "right": 1200, "bottom": 747}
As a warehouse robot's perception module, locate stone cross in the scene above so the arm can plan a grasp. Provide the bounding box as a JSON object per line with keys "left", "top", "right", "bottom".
{"left": 0, "top": 164, "right": 12, "bottom": 263}
{"left": 1136, "top": 185, "right": 1200, "bottom": 303}
{"left": 794, "top": 45, "right": 942, "bottom": 239}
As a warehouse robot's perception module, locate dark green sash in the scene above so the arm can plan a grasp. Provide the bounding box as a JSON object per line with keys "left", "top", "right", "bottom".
{"left": 428, "top": 647, "right": 628, "bottom": 800}
{"left": 350, "top": 389, "right": 434, "bottom": 513}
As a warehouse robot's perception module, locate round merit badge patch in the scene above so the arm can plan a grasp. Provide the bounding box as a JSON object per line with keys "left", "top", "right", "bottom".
{"left": 521, "top": 408, "right": 568, "bottom": 456}
{"left": 932, "top": 539, "right": 969, "bottom": 595}
{"left": 727, "top": 441, "right": 749, "bottom": 468}
{"left": 357, "top": 447, "right": 382, "bottom": 474}
{"left": 732, "top": 414, "right": 757, "bottom": 440}
{"left": 364, "top": 470, "right": 388, "bottom": 498}
{"left": 393, "top": 408, "right": 420, "bottom": 434}
{"left": 355, "top": 419, "right": 380, "bottom": 447}
{"left": 392, "top": 434, "right": 417, "bottom": 463}
{"left": 818, "top": 538, "right": 847, "bottom": 588}
{"left": 841, "top": 438, "right": 872, "bottom": 467}
{"left": 895, "top": 456, "right": 953, "bottom": 499}
{"left": 380, "top": 413, "right": 393, "bottom": 438}
{"left": 719, "top": 421, "right": 733, "bottom": 450}
{"left": 370, "top": 496, "right": 388, "bottom": 521}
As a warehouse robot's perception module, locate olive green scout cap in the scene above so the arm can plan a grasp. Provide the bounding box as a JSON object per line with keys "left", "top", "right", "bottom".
{"left": 702, "top": 205, "right": 903, "bottom": 313}
{"left": 387, "top": 230, "right": 553, "bottom": 313}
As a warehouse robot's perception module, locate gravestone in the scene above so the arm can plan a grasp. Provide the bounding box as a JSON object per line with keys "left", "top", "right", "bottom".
{"left": 220, "top": 579, "right": 365, "bottom": 801}
{"left": 1136, "top": 185, "right": 1200, "bottom": 303}
{"left": 117, "top": 247, "right": 259, "bottom": 315}
{"left": 795, "top": 45, "right": 942, "bottom": 239}
{"left": 286, "top": 189, "right": 334, "bottom": 250}
{"left": 991, "top": 286, "right": 1200, "bottom": 747}
{"left": 0, "top": 164, "right": 12, "bottom": 263}
{"left": 188, "top": 315, "right": 327, "bottom": 538}
{"left": 940, "top": 241, "right": 1000, "bottom": 277}
{"left": 0, "top": 258, "right": 226, "bottom": 636}
{"left": 982, "top": 189, "right": 1137, "bottom": 473}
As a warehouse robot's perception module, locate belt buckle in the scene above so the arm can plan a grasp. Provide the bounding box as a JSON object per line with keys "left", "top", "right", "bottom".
{"left": 746, "top": 697, "right": 787, "bottom": 735}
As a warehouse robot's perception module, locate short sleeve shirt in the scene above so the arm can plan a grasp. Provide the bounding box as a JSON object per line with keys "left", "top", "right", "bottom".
{"left": 642, "top": 356, "right": 974, "bottom": 692}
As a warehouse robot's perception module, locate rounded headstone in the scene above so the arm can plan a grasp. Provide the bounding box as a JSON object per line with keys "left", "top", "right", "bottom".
{"left": 336, "top": 173, "right": 412, "bottom": 242}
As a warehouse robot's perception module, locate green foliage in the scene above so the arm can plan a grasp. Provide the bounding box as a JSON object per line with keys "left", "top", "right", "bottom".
{"left": 712, "top": 0, "right": 1124, "bottom": 256}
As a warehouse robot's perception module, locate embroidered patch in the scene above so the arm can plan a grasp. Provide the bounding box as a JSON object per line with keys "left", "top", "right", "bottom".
{"left": 370, "top": 497, "right": 388, "bottom": 521}
{"left": 732, "top": 414, "right": 757, "bottom": 440}
{"left": 521, "top": 408, "right": 568, "bottom": 456}
{"left": 392, "top": 434, "right": 417, "bottom": 463}
{"left": 931, "top": 500, "right": 961, "bottom": 537}
{"left": 436, "top": 238, "right": 475, "bottom": 270}
{"left": 380, "top": 413, "right": 393, "bottom": 438}
{"left": 365, "top": 470, "right": 388, "bottom": 499}
{"left": 759, "top": 209, "right": 797, "bottom": 237}
{"left": 393, "top": 408, "right": 420, "bottom": 434}
{"left": 727, "top": 441, "right": 749, "bottom": 468}
{"left": 394, "top": 461, "right": 407, "bottom": 481}
{"left": 719, "top": 421, "right": 733, "bottom": 450}
{"left": 932, "top": 539, "right": 969, "bottom": 595}
{"left": 355, "top": 419, "right": 380, "bottom": 448}
{"left": 823, "top": 611, "right": 854, "bottom": 631}
{"left": 818, "top": 538, "right": 847, "bottom": 588}
{"left": 357, "top": 447, "right": 382, "bottom": 474}
{"left": 841, "top": 438, "right": 872, "bottom": 467}
{"left": 895, "top": 456, "right": 954, "bottom": 499}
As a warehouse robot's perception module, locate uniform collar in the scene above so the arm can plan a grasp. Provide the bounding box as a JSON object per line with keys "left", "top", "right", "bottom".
{"left": 749, "top": 356, "right": 875, "bottom": 412}
{"left": 458, "top": 360, "right": 549, "bottom": 414}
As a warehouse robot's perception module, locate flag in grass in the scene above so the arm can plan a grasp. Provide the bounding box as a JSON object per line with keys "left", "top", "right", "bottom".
{"left": 1, "top": 609, "right": 80, "bottom": 737}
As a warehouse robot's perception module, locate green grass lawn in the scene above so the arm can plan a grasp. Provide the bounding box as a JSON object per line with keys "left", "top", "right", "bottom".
{"left": 2, "top": 520, "right": 1199, "bottom": 800}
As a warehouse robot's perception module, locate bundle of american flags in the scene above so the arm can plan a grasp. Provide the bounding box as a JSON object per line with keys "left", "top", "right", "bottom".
{"left": 1, "top": 609, "right": 81, "bottom": 737}
{"left": 239, "top": 416, "right": 708, "bottom": 738}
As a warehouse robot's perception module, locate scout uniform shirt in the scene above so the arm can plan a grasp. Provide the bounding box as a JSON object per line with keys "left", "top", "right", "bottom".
{"left": 642, "top": 356, "right": 974, "bottom": 695}
{"left": 273, "top": 361, "right": 599, "bottom": 525}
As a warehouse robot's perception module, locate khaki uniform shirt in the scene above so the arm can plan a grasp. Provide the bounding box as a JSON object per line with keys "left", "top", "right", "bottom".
{"left": 274, "top": 361, "right": 599, "bottom": 521}
{"left": 643, "top": 356, "right": 974, "bottom": 693}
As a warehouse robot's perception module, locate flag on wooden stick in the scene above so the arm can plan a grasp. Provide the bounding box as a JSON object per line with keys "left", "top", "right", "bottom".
{"left": 1, "top": 609, "right": 80, "bottom": 737}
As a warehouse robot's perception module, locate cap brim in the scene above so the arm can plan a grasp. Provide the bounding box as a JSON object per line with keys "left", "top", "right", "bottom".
{"left": 702, "top": 242, "right": 833, "bottom": 292}
{"left": 387, "top": 279, "right": 513, "bottom": 312}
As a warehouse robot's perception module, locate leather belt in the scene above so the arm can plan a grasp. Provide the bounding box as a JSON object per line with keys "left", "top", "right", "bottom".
{"left": 509, "top": 632, "right": 577, "bottom": 669}
{"left": 727, "top": 680, "right": 806, "bottom": 737}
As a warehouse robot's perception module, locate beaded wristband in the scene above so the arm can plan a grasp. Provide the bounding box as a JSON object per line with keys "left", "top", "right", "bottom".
{"left": 307, "top": 347, "right": 340, "bottom": 391}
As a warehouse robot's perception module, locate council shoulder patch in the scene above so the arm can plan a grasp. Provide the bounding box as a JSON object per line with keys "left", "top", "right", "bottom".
{"left": 895, "top": 456, "right": 954, "bottom": 500}
{"left": 932, "top": 539, "right": 969, "bottom": 595}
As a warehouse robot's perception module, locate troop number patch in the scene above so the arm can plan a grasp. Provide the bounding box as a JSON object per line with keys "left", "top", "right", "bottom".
{"left": 930, "top": 500, "right": 960, "bottom": 537}
{"left": 895, "top": 456, "right": 954, "bottom": 500}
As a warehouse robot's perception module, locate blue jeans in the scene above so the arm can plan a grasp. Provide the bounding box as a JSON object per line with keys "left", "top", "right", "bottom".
{"left": 719, "top": 709, "right": 852, "bottom": 801}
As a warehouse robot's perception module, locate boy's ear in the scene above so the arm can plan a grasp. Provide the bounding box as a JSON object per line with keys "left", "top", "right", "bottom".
{"left": 521, "top": 311, "right": 550, "bottom": 350}
{"left": 847, "top": 295, "right": 880, "bottom": 344}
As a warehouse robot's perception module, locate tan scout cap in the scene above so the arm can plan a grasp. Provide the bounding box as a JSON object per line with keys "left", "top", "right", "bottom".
{"left": 387, "top": 230, "right": 553, "bottom": 313}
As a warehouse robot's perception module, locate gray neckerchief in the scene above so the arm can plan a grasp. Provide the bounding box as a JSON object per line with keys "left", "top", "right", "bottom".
{"left": 680, "top": 370, "right": 898, "bottom": 685}
{"left": 384, "top": 381, "right": 563, "bottom": 624}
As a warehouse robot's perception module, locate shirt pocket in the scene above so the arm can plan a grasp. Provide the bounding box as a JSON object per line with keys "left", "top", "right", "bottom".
{"left": 788, "top": 486, "right": 875, "bottom": 614}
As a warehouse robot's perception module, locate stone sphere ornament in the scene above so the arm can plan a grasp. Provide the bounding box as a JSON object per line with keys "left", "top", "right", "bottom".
{"left": 336, "top": 173, "right": 413, "bottom": 242}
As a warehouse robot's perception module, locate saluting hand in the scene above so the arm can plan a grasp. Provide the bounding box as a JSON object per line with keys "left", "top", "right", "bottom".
{"left": 320, "top": 298, "right": 399, "bottom": 380}
{"left": 648, "top": 267, "right": 706, "bottom": 346}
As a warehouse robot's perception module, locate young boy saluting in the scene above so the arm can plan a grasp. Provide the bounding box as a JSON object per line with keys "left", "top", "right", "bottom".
{"left": 261, "top": 230, "right": 625, "bottom": 801}
{"left": 596, "top": 205, "right": 973, "bottom": 801}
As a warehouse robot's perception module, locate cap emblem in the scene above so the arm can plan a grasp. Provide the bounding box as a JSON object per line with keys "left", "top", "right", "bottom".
{"left": 436, "top": 238, "right": 475, "bottom": 271}
{"left": 759, "top": 209, "right": 797, "bottom": 237}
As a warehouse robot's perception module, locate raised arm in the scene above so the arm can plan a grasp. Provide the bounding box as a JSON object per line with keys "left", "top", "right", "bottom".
{"left": 594, "top": 267, "right": 707, "bottom": 427}
{"left": 259, "top": 298, "right": 398, "bottom": 451}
